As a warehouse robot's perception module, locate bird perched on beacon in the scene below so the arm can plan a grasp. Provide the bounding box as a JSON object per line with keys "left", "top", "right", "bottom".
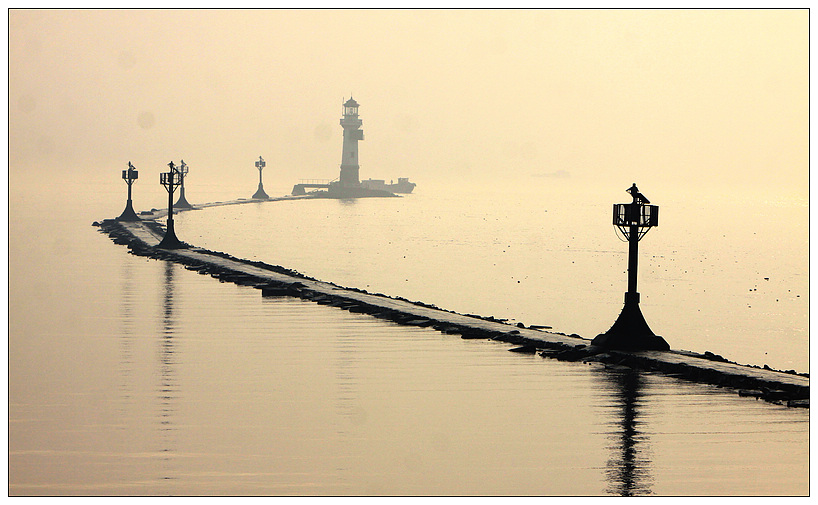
{"left": 627, "top": 183, "right": 650, "bottom": 204}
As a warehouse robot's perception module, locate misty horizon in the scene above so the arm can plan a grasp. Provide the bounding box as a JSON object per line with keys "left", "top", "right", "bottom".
{"left": 9, "top": 9, "right": 808, "bottom": 198}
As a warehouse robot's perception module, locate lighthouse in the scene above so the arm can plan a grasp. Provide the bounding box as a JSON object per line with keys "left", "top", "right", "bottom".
{"left": 302, "top": 97, "right": 399, "bottom": 198}
{"left": 339, "top": 97, "right": 364, "bottom": 187}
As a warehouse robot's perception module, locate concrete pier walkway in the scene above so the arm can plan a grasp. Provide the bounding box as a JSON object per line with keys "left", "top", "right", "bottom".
{"left": 137, "top": 193, "right": 315, "bottom": 220}
{"left": 94, "top": 198, "right": 808, "bottom": 408}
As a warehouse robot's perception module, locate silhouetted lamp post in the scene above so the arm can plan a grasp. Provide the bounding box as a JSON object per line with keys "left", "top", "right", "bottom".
{"left": 252, "top": 155, "right": 270, "bottom": 199}
{"left": 117, "top": 161, "right": 141, "bottom": 222}
{"left": 174, "top": 159, "right": 192, "bottom": 209}
{"left": 157, "top": 161, "right": 186, "bottom": 249}
{"left": 592, "top": 184, "right": 670, "bottom": 351}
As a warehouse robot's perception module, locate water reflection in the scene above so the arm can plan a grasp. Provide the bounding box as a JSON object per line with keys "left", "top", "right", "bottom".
{"left": 157, "top": 261, "right": 179, "bottom": 484}
{"left": 334, "top": 333, "right": 363, "bottom": 429}
{"left": 118, "top": 261, "right": 135, "bottom": 404}
{"left": 598, "top": 367, "right": 654, "bottom": 496}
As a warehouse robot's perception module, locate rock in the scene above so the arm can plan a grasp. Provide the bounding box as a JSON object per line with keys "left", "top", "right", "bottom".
{"left": 787, "top": 399, "right": 809, "bottom": 408}
{"left": 405, "top": 319, "right": 433, "bottom": 327}
{"left": 460, "top": 331, "right": 489, "bottom": 340}
{"left": 761, "top": 389, "right": 789, "bottom": 401}
{"left": 582, "top": 353, "right": 614, "bottom": 364}
{"left": 604, "top": 364, "right": 632, "bottom": 372}
{"left": 516, "top": 322, "right": 525, "bottom": 328}
{"left": 508, "top": 345, "right": 538, "bottom": 354}
{"left": 329, "top": 299, "right": 355, "bottom": 307}
{"left": 553, "top": 348, "right": 594, "bottom": 362}
{"left": 703, "top": 351, "right": 728, "bottom": 362}
{"left": 261, "top": 286, "right": 290, "bottom": 297}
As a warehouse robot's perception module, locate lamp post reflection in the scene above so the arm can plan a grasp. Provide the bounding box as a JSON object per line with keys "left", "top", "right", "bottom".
{"left": 598, "top": 367, "right": 654, "bottom": 496}
{"left": 117, "top": 261, "right": 136, "bottom": 408}
{"left": 157, "top": 261, "right": 179, "bottom": 487}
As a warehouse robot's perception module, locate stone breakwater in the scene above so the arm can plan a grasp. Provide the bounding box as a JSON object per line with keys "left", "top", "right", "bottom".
{"left": 93, "top": 217, "right": 809, "bottom": 408}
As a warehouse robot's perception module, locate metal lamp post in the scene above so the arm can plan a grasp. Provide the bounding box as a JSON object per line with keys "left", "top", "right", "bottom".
{"left": 592, "top": 184, "right": 670, "bottom": 351}
{"left": 117, "top": 161, "right": 141, "bottom": 222}
{"left": 252, "top": 155, "right": 270, "bottom": 199}
{"left": 157, "top": 161, "right": 186, "bottom": 249}
{"left": 174, "top": 159, "right": 192, "bottom": 209}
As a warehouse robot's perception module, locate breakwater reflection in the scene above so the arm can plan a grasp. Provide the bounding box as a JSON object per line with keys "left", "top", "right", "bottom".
{"left": 118, "top": 261, "right": 136, "bottom": 405}
{"left": 598, "top": 368, "right": 653, "bottom": 496}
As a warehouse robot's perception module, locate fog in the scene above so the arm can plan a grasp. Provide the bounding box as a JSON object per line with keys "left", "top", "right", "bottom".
{"left": 9, "top": 9, "right": 808, "bottom": 197}
{"left": 7, "top": 12, "right": 811, "bottom": 495}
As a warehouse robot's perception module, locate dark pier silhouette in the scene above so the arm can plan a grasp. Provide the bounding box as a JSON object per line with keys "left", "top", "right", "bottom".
{"left": 252, "top": 156, "right": 270, "bottom": 200}
{"left": 593, "top": 184, "right": 670, "bottom": 351}
{"left": 95, "top": 180, "right": 807, "bottom": 408}
{"left": 117, "top": 162, "right": 141, "bottom": 222}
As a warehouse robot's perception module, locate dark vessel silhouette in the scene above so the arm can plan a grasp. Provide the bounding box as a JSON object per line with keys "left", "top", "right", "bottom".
{"left": 361, "top": 177, "right": 416, "bottom": 194}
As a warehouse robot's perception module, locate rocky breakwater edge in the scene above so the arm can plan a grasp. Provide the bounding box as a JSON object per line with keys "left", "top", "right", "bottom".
{"left": 93, "top": 217, "right": 809, "bottom": 409}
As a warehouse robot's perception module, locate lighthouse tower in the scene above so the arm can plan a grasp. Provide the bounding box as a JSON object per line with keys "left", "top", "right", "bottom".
{"left": 339, "top": 97, "right": 364, "bottom": 187}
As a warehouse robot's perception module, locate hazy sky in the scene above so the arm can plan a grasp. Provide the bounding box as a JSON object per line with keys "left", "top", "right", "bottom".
{"left": 9, "top": 9, "right": 808, "bottom": 194}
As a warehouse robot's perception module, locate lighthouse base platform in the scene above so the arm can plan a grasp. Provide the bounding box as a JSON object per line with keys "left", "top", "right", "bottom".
{"left": 292, "top": 182, "right": 399, "bottom": 199}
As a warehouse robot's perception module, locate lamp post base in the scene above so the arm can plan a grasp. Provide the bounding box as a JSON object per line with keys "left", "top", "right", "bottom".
{"left": 252, "top": 183, "right": 269, "bottom": 200}
{"left": 157, "top": 233, "right": 186, "bottom": 249}
{"left": 592, "top": 292, "right": 670, "bottom": 351}
{"left": 117, "top": 202, "right": 141, "bottom": 222}
{"left": 174, "top": 194, "right": 193, "bottom": 209}
{"left": 157, "top": 222, "right": 186, "bottom": 250}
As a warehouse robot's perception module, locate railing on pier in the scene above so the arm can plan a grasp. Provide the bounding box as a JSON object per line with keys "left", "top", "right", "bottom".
{"left": 298, "top": 179, "right": 335, "bottom": 185}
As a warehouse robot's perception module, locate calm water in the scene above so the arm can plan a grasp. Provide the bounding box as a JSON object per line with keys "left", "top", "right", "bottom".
{"left": 8, "top": 177, "right": 809, "bottom": 495}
